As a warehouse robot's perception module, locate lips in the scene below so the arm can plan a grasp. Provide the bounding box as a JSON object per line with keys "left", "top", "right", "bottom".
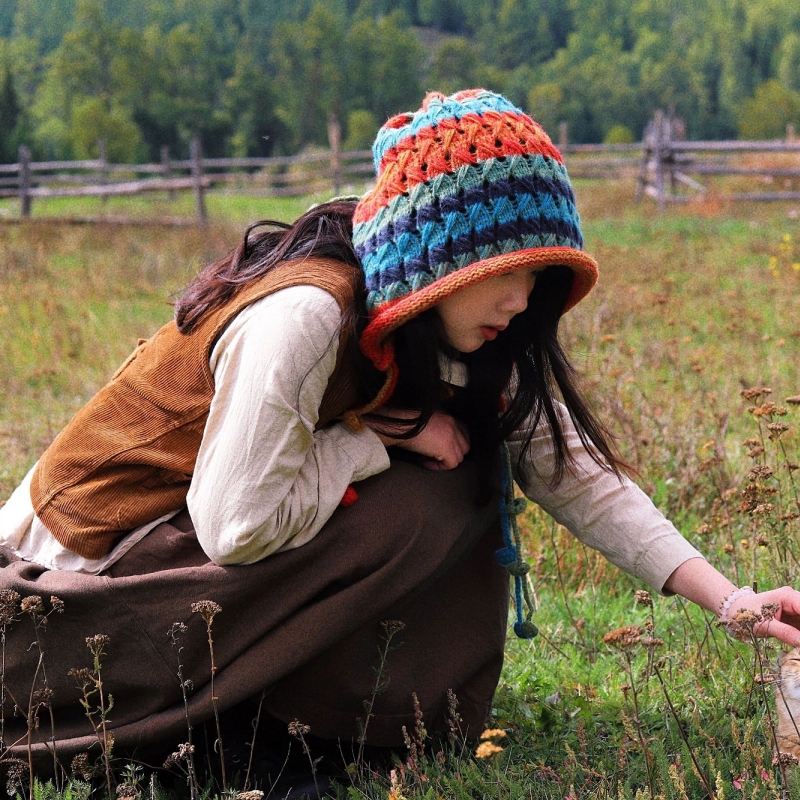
{"left": 480, "top": 326, "right": 502, "bottom": 341}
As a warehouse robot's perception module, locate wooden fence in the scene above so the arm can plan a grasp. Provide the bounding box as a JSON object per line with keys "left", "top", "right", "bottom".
{"left": 635, "top": 110, "right": 800, "bottom": 209}
{"left": 0, "top": 137, "right": 374, "bottom": 224}
{"left": 1, "top": 118, "right": 799, "bottom": 224}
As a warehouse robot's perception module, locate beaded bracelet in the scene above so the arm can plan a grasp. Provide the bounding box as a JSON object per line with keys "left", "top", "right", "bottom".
{"left": 719, "top": 586, "right": 756, "bottom": 622}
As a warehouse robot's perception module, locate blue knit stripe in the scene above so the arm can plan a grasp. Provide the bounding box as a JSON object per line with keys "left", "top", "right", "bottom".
{"left": 354, "top": 187, "right": 580, "bottom": 282}
{"left": 364, "top": 225, "right": 579, "bottom": 309}
{"left": 358, "top": 198, "right": 582, "bottom": 298}
{"left": 353, "top": 154, "right": 576, "bottom": 258}
{"left": 372, "top": 90, "right": 523, "bottom": 170}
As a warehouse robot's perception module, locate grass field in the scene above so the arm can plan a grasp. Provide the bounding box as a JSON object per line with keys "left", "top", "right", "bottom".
{"left": 1, "top": 181, "right": 799, "bottom": 798}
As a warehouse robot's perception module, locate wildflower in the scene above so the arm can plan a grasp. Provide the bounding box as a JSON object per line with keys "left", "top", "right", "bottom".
{"left": 475, "top": 741, "right": 504, "bottom": 759}
{"left": 480, "top": 728, "right": 507, "bottom": 740}
{"left": 86, "top": 633, "right": 110, "bottom": 657}
{"left": 380, "top": 619, "right": 406, "bottom": 636}
{"left": 288, "top": 719, "right": 311, "bottom": 737}
{"left": 191, "top": 600, "right": 221, "bottom": 624}
{"left": 50, "top": 595, "right": 65, "bottom": 613}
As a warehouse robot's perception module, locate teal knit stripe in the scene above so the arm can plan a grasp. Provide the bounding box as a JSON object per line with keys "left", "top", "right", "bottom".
{"left": 364, "top": 228, "right": 580, "bottom": 310}
{"left": 353, "top": 154, "right": 572, "bottom": 248}
{"left": 358, "top": 191, "right": 580, "bottom": 283}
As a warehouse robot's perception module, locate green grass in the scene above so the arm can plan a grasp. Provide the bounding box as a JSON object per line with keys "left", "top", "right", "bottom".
{"left": 1, "top": 181, "right": 799, "bottom": 798}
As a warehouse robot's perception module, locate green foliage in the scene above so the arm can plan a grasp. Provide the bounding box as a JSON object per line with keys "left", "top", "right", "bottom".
{"left": 6, "top": 1, "right": 800, "bottom": 166}
{"left": 738, "top": 79, "right": 800, "bottom": 139}
{"left": 344, "top": 109, "right": 378, "bottom": 151}
{"left": 0, "top": 63, "right": 23, "bottom": 162}
{"left": 604, "top": 123, "right": 635, "bottom": 144}
{"left": 1, "top": 187, "right": 800, "bottom": 797}
{"left": 69, "top": 97, "right": 143, "bottom": 161}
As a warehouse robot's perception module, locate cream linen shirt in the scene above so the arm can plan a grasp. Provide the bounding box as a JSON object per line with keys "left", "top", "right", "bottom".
{"left": 0, "top": 285, "right": 703, "bottom": 587}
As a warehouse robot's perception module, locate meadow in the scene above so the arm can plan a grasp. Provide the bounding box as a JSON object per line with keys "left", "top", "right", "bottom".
{"left": 0, "top": 181, "right": 799, "bottom": 799}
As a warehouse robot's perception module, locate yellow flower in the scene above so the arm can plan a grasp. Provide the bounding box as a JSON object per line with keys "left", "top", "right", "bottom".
{"left": 480, "top": 728, "right": 507, "bottom": 740}
{"left": 475, "top": 741, "right": 504, "bottom": 759}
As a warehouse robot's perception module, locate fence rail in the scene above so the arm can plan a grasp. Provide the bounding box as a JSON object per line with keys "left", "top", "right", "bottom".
{"left": 1, "top": 120, "right": 799, "bottom": 224}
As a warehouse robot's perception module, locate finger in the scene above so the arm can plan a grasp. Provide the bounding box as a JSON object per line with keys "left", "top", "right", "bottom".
{"left": 755, "top": 617, "right": 800, "bottom": 648}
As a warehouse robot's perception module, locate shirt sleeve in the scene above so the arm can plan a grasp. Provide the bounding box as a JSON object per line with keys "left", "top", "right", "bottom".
{"left": 508, "top": 402, "right": 704, "bottom": 593}
{"left": 187, "top": 285, "right": 390, "bottom": 565}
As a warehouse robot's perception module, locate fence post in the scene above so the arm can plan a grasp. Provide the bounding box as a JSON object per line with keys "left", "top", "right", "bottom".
{"left": 19, "top": 145, "right": 31, "bottom": 218}
{"left": 160, "top": 145, "right": 175, "bottom": 199}
{"left": 191, "top": 136, "right": 207, "bottom": 225}
{"left": 98, "top": 137, "right": 108, "bottom": 207}
{"left": 327, "top": 114, "right": 342, "bottom": 195}
{"left": 653, "top": 109, "right": 665, "bottom": 212}
{"left": 558, "top": 121, "right": 568, "bottom": 150}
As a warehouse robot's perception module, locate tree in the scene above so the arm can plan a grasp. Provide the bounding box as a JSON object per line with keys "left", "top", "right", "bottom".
{"left": 738, "top": 80, "right": 800, "bottom": 139}
{"left": 271, "top": 4, "right": 350, "bottom": 149}
{"left": 222, "top": 52, "right": 286, "bottom": 157}
{"left": 428, "top": 38, "right": 482, "bottom": 95}
{"left": 0, "top": 65, "right": 22, "bottom": 162}
{"left": 777, "top": 32, "right": 800, "bottom": 94}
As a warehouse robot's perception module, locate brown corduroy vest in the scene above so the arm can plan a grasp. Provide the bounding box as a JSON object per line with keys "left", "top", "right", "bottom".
{"left": 30, "top": 257, "right": 363, "bottom": 560}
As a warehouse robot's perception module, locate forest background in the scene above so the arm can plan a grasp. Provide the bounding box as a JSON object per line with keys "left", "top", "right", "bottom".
{"left": 3, "top": 0, "right": 800, "bottom": 166}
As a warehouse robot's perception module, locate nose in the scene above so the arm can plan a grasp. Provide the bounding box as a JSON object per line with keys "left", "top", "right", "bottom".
{"left": 499, "top": 274, "right": 532, "bottom": 315}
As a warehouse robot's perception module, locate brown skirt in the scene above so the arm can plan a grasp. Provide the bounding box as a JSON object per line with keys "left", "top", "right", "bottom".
{"left": 0, "top": 458, "right": 509, "bottom": 772}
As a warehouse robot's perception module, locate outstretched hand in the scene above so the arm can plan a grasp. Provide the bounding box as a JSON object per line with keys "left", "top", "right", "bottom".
{"left": 366, "top": 408, "right": 470, "bottom": 470}
{"left": 727, "top": 587, "right": 800, "bottom": 647}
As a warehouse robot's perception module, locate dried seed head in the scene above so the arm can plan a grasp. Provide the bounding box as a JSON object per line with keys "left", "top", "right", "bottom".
{"left": 760, "top": 602, "right": 780, "bottom": 621}
{"left": 21, "top": 595, "right": 44, "bottom": 615}
{"left": 741, "top": 387, "right": 772, "bottom": 401}
{"left": 191, "top": 600, "right": 221, "bottom": 624}
{"left": 50, "top": 596, "right": 65, "bottom": 613}
{"left": 634, "top": 590, "right": 653, "bottom": 607}
{"left": 380, "top": 619, "right": 406, "bottom": 636}
{"left": 235, "top": 792, "right": 265, "bottom": 800}
{"left": 602, "top": 625, "right": 644, "bottom": 648}
{"left": 0, "top": 589, "right": 20, "bottom": 625}
{"left": 288, "top": 719, "right": 311, "bottom": 737}
{"left": 767, "top": 422, "right": 790, "bottom": 439}
{"left": 85, "top": 634, "right": 110, "bottom": 657}
{"left": 785, "top": 395, "right": 800, "bottom": 406}
{"left": 71, "top": 752, "right": 92, "bottom": 780}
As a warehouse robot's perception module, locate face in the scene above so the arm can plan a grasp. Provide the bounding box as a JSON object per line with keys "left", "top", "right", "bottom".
{"left": 435, "top": 268, "right": 541, "bottom": 353}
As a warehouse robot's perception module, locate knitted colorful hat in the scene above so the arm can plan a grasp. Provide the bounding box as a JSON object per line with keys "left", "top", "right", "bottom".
{"left": 352, "top": 88, "right": 598, "bottom": 406}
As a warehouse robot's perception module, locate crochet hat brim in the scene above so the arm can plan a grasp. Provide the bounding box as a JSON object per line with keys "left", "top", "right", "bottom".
{"left": 359, "top": 245, "right": 598, "bottom": 372}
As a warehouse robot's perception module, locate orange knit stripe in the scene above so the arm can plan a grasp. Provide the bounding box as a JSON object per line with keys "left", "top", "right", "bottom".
{"left": 353, "top": 111, "right": 564, "bottom": 225}
{"left": 358, "top": 247, "right": 598, "bottom": 373}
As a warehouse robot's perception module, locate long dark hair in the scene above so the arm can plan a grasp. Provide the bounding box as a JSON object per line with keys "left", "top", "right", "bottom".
{"left": 174, "top": 199, "right": 626, "bottom": 485}
{"left": 174, "top": 199, "right": 361, "bottom": 332}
